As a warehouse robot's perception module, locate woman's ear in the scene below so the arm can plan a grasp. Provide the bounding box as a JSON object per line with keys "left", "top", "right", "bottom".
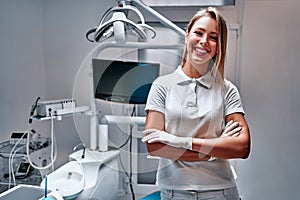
{"left": 185, "top": 31, "right": 189, "bottom": 43}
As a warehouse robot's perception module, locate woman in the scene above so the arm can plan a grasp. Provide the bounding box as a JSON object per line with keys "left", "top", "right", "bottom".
{"left": 142, "top": 7, "right": 250, "bottom": 200}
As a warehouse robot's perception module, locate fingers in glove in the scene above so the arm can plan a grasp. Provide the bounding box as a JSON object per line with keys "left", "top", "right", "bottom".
{"left": 223, "top": 121, "right": 239, "bottom": 134}
{"left": 143, "top": 128, "right": 159, "bottom": 135}
{"left": 232, "top": 132, "right": 241, "bottom": 137}
{"left": 142, "top": 131, "right": 160, "bottom": 143}
{"left": 223, "top": 126, "right": 242, "bottom": 137}
{"left": 224, "top": 120, "right": 234, "bottom": 129}
{"left": 147, "top": 137, "right": 165, "bottom": 144}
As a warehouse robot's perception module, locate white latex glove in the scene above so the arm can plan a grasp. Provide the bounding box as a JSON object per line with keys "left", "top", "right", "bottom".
{"left": 220, "top": 120, "right": 242, "bottom": 138}
{"left": 142, "top": 129, "right": 193, "bottom": 150}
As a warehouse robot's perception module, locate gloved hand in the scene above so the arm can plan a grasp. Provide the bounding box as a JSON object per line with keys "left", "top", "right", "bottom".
{"left": 142, "top": 129, "right": 193, "bottom": 150}
{"left": 220, "top": 120, "right": 242, "bottom": 138}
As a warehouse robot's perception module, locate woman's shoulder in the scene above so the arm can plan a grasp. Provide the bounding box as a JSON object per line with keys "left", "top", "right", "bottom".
{"left": 224, "top": 79, "right": 241, "bottom": 97}
{"left": 154, "top": 70, "right": 179, "bottom": 85}
{"left": 224, "top": 79, "right": 238, "bottom": 90}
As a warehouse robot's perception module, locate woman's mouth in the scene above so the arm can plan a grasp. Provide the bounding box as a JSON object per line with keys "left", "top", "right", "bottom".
{"left": 194, "top": 47, "right": 209, "bottom": 56}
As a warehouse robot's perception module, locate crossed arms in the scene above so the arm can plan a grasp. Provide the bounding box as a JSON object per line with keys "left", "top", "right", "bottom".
{"left": 143, "top": 110, "right": 251, "bottom": 162}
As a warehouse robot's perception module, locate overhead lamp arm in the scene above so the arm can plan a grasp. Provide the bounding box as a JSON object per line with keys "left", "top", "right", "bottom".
{"left": 86, "top": 0, "right": 185, "bottom": 43}
{"left": 129, "top": 0, "right": 185, "bottom": 37}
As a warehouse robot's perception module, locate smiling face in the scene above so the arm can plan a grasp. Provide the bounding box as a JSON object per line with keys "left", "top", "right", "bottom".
{"left": 184, "top": 15, "right": 218, "bottom": 76}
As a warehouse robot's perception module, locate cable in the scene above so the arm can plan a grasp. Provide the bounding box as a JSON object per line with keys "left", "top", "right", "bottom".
{"left": 128, "top": 123, "right": 135, "bottom": 200}
{"left": 50, "top": 111, "right": 55, "bottom": 171}
{"left": 9, "top": 146, "right": 26, "bottom": 188}
{"left": 112, "top": 105, "right": 137, "bottom": 200}
{"left": 128, "top": 105, "right": 136, "bottom": 200}
{"left": 117, "top": 135, "right": 130, "bottom": 149}
{"left": 49, "top": 110, "right": 58, "bottom": 171}
{"left": 26, "top": 109, "right": 57, "bottom": 171}
{"left": 8, "top": 132, "right": 27, "bottom": 189}
{"left": 116, "top": 105, "right": 136, "bottom": 149}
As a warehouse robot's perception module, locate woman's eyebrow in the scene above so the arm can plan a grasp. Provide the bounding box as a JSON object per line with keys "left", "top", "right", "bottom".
{"left": 194, "top": 27, "right": 218, "bottom": 35}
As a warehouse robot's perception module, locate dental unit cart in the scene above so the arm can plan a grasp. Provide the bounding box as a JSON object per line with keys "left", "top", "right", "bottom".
{"left": 0, "top": 134, "right": 52, "bottom": 193}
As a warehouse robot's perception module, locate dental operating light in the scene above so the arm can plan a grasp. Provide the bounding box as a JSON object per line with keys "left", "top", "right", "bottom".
{"left": 86, "top": 0, "right": 156, "bottom": 43}
{"left": 86, "top": 0, "right": 185, "bottom": 151}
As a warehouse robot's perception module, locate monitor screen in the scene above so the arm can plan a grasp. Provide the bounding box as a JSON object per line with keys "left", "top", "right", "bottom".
{"left": 92, "top": 58, "right": 160, "bottom": 104}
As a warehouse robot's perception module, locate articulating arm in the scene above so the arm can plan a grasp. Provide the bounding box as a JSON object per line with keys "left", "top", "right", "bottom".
{"left": 86, "top": 0, "right": 184, "bottom": 43}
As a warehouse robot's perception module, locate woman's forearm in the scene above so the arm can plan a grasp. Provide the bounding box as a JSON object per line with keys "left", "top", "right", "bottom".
{"left": 146, "top": 142, "right": 210, "bottom": 162}
{"left": 192, "top": 134, "right": 250, "bottom": 159}
{"left": 144, "top": 111, "right": 251, "bottom": 160}
{"left": 192, "top": 113, "right": 251, "bottom": 159}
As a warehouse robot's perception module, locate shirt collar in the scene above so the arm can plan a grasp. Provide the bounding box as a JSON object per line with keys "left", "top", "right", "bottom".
{"left": 176, "top": 66, "right": 214, "bottom": 89}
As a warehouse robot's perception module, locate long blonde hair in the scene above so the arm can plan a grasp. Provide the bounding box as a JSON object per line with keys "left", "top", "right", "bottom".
{"left": 182, "top": 7, "right": 228, "bottom": 81}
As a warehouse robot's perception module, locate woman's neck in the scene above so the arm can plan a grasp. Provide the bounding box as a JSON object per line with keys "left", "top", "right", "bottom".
{"left": 182, "top": 62, "right": 209, "bottom": 78}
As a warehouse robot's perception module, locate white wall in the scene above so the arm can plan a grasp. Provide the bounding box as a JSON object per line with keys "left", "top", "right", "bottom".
{"left": 0, "top": 0, "right": 46, "bottom": 140}
{"left": 237, "top": 0, "right": 300, "bottom": 199}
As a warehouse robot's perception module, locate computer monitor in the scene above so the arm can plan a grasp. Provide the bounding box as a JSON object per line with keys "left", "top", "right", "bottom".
{"left": 92, "top": 58, "right": 160, "bottom": 104}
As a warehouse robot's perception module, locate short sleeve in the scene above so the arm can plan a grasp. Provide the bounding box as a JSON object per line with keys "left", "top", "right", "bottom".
{"left": 145, "top": 79, "right": 167, "bottom": 114}
{"left": 224, "top": 80, "right": 245, "bottom": 116}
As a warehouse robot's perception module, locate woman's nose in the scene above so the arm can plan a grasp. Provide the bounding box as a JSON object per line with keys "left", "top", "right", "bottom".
{"left": 199, "top": 34, "right": 208, "bottom": 46}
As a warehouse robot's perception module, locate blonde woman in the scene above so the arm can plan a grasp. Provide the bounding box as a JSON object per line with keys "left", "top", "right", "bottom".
{"left": 142, "top": 7, "right": 250, "bottom": 200}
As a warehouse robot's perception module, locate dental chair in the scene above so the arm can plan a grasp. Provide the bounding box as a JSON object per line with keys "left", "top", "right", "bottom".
{"left": 41, "top": 149, "right": 120, "bottom": 200}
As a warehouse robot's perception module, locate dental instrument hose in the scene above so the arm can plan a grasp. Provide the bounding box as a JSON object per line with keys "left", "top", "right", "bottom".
{"left": 8, "top": 132, "right": 27, "bottom": 188}
{"left": 113, "top": 105, "right": 136, "bottom": 200}
{"left": 45, "top": 175, "right": 48, "bottom": 198}
{"left": 42, "top": 175, "right": 52, "bottom": 200}
{"left": 26, "top": 107, "right": 57, "bottom": 171}
{"left": 118, "top": 125, "right": 135, "bottom": 200}
{"left": 129, "top": 123, "right": 135, "bottom": 200}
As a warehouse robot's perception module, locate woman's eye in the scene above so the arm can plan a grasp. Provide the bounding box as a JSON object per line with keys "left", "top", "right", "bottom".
{"left": 194, "top": 31, "right": 203, "bottom": 36}
{"left": 210, "top": 36, "right": 218, "bottom": 41}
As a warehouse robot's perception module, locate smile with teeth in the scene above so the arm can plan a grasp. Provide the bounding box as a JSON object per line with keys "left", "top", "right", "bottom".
{"left": 195, "top": 47, "right": 209, "bottom": 54}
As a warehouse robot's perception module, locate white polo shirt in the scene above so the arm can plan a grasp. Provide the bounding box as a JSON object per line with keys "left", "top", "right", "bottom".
{"left": 145, "top": 66, "right": 244, "bottom": 190}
